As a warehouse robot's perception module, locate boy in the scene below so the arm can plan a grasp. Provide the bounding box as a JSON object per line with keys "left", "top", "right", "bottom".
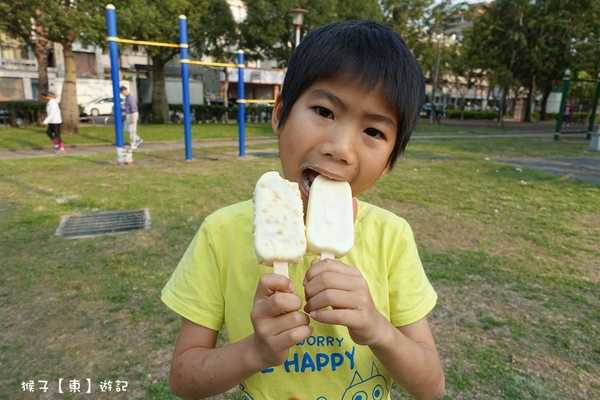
{"left": 41, "top": 91, "right": 64, "bottom": 154}
{"left": 162, "top": 20, "right": 444, "bottom": 399}
{"left": 120, "top": 86, "right": 143, "bottom": 149}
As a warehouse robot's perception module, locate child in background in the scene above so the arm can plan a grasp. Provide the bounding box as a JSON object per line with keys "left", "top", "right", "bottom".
{"left": 162, "top": 20, "right": 444, "bottom": 399}
{"left": 42, "top": 91, "right": 64, "bottom": 154}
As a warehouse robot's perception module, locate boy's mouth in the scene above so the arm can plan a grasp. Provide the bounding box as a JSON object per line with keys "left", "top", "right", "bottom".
{"left": 302, "top": 169, "right": 321, "bottom": 193}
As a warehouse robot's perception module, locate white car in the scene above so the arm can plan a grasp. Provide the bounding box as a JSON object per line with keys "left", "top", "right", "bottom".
{"left": 82, "top": 97, "right": 124, "bottom": 117}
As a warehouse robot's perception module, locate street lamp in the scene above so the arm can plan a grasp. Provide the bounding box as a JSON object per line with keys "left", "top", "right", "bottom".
{"left": 289, "top": 8, "right": 308, "bottom": 49}
{"left": 429, "top": 33, "right": 455, "bottom": 124}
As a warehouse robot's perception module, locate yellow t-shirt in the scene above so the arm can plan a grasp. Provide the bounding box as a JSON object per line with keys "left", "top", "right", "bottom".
{"left": 162, "top": 200, "right": 437, "bottom": 399}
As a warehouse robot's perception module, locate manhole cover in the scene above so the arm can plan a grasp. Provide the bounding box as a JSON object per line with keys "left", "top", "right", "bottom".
{"left": 55, "top": 209, "right": 150, "bottom": 239}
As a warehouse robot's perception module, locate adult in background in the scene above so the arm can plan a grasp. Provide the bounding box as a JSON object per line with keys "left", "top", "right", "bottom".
{"left": 42, "top": 90, "right": 64, "bottom": 154}
{"left": 120, "top": 86, "right": 143, "bottom": 149}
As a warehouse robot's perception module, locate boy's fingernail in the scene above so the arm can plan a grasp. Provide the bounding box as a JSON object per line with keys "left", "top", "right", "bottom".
{"left": 289, "top": 282, "right": 296, "bottom": 292}
{"left": 302, "top": 278, "right": 307, "bottom": 286}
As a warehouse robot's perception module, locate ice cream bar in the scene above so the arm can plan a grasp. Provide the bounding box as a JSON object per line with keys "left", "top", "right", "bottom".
{"left": 306, "top": 174, "right": 354, "bottom": 259}
{"left": 253, "top": 171, "right": 306, "bottom": 277}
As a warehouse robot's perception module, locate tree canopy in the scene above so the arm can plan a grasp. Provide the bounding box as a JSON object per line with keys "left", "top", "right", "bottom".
{"left": 2, "top": 0, "right": 599, "bottom": 125}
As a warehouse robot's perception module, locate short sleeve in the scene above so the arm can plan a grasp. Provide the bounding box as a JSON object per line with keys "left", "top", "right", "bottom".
{"left": 161, "top": 219, "right": 225, "bottom": 331}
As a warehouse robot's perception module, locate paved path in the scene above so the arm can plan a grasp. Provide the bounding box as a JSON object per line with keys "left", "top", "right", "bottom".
{"left": 0, "top": 137, "right": 279, "bottom": 160}
{"left": 497, "top": 157, "right": 600, "bottom": 185}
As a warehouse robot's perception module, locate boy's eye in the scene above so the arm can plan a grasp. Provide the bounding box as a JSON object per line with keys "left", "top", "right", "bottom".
{"left": 315, "top": 106, "right": 333, "bottom": 119}
{"left": 364, "top": 128, "right": 384, "bottom": 139}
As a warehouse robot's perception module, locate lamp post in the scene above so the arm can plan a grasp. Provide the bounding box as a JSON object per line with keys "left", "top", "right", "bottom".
{"left": 289, "top": 8, "right": 308, "bottom": 49}
{"left": 429, "top": 33, "right": 455, "bottom": 124}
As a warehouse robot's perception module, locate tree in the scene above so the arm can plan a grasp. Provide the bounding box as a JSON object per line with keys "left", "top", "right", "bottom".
{"left": 189, "top": 0, "right": 239, "bottom": 104}
{"left": 113, "top": 0, "right": 209, "bottom": 124}
{"left": 37, "top": 1, "right": 109, "bottom": 134}
{"left": 465, "top": 0, "right": 600, "bottom": 123}
{"left": 240, "top": 0, "right": 383, "bottom": 67}
{"left": 463, "top": 0, "right": 531, "bottom": 126}
{"left": 381, "top": 0, "right": 433, "bottom": 51}
{"left": 528, "top": 0, "right": 600, "bottom": 121}
{"left": 0, "top": 0, "right": 53, "bottom": 101}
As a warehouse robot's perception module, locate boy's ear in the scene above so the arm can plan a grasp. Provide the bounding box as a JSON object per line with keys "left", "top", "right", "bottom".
{"left": 271, "top": 94, "right": 283, "bottom": 137}
{"left": 380, "top": 165, "right": 390, "bottom": 177}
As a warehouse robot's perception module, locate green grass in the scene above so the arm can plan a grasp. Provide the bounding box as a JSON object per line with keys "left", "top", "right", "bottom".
{"left": 0, "top": 122, "right": 275, "bottom": 149}
{"left": 0, "top": 119, "right": 558, "bottom": 150}
{"left": 0, "top": 132, "right": 598, "bottom": 399}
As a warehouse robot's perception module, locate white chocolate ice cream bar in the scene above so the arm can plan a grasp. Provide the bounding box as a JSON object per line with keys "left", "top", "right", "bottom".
{"left": 253, "top": 171, "right": 306, "bottom": 270}
{"left": 306, "top": 174, "right": 354, "bottom": 259}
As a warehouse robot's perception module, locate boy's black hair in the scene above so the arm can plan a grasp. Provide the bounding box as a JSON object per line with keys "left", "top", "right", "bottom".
{"left": 278, "top": 20, "right": 425, "bottom": 170}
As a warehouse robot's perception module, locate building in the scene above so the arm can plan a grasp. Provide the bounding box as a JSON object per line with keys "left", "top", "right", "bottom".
{"left": 0, "top": 0, "right": 283, "bottom": 109}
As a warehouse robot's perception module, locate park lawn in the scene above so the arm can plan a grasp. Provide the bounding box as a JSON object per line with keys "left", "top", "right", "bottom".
{"left": 0, "top": 136, "right": 598, "bottom": 399}
{"left": 0, "top": 119, "right": 531, "bottom": 150}
{"left": 0, "top": 122, "right": 275, "bottom": 150}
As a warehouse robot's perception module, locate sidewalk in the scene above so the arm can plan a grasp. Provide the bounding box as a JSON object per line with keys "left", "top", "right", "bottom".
{"left": 0, "top": 137, "right": 279, "bottom": 160}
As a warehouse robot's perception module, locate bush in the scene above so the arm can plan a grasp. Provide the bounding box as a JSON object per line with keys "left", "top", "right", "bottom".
{"left": 191, "top": 105, "right": 232, "bottom": 123}
{"left": 446, "top": 110, "right": 498, "bottom": 120}
{"left": 0, "top": 100, "right": 46, "bottom": 127}
{"left": 245, "top": 105, "right": 273, "bottom": 123}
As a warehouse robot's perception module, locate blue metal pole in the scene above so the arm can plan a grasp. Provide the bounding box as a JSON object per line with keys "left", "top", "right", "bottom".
{"left": 105, "top": 5, "right": 124, "bottom": 158}
{"left": 179, "top": 15, "right": 192, "bottom": 161}
{"left": 237, "top": 50, "right": 245, "bottom": 157}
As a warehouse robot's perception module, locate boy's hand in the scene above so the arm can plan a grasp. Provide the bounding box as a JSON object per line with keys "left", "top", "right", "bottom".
{"left": 303, "top": 259, "right": 387, "bottom": 346}
{"left": 250, "top": 274, "right": 313, "bottom": 368}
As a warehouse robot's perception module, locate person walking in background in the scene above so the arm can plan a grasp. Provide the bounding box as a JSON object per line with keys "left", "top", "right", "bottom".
{"left": 120, "top": 86, "right": 143, "bottom": 149}
{"left": 564, "top": 102, "right": 573, "bottom": 127}
{"left": 42, "top": 90, "right": 64, "bottom": 154}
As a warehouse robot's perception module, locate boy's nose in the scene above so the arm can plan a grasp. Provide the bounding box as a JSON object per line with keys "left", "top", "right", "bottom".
{"left": 320, "top": 127, "right": 357, "bottom": 165}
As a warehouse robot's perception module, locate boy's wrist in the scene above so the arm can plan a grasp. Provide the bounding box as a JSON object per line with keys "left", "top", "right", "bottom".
{"left": 365, "top": 313, "right": 397, "bottom": 351}
{"left": 242, "top": 334, "right": 276, "bottom": 373}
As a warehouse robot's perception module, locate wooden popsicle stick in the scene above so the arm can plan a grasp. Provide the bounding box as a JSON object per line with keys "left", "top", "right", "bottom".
{"left": 273, "top": 261, "right": 289, "bottom": 278}
{"left": 321, "top": 252, "right": 335, "bottom": 260}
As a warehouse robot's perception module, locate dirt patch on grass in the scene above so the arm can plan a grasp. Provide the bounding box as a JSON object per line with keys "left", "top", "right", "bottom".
{"left": 430, "top": 283, "right": 598, "bottom": 399}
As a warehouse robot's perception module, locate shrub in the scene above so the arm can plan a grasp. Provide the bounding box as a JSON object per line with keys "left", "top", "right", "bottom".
{"left": 0, "top": 101, "right": 46, "bottom": 128}
{"left": 446, "top": 110, "right": 498, "bottom": 120}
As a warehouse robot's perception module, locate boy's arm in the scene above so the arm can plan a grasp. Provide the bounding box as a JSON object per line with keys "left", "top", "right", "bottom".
{"left": 168, "top": 274, "right": 313, "bottom": 399}
{"left": 168, "top": 319, "right": 259, "bottom": 399}
{"left": 304, "top": 259, "right": 445, "bottom": 400}
{"left": 373, "top": 316, "right": 445, "bottom": 400}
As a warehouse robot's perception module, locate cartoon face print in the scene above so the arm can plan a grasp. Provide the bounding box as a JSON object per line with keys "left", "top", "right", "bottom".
{"left": 240, "top": 383, "right": 254, "bottom": 400}
{"left": 340, "top": 363, "right": 388, "bottom": 400}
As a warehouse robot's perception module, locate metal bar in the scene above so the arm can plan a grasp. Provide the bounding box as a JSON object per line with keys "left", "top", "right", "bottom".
{"left": 107, "top": 37, "right": 182, "bottom": 48}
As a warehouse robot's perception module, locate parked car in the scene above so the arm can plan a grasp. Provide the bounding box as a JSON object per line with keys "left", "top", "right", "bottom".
{"left": 205, "top": 99, "right": 236, "bottom": 107}
{"left": 82, "top": 97, "right": 125, "bottom": 116}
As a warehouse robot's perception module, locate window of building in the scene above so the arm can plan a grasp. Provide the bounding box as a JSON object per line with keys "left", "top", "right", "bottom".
{"left": 0, "top": 33, "right": 26, "bottom": 60}
{"left": 73, "top": 51, "right": 96, "bottom": 77}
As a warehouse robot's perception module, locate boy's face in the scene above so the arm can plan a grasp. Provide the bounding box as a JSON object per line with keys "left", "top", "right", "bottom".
{"left": 272, "top": 76, "right": 397, "bottom": 210}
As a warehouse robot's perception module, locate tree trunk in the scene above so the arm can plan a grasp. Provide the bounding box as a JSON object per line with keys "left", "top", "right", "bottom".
{"left": 34, "top": 48, "right": 50, "bottom": 101}
{"left": 540, "top": 80, "right": 554, "bottom": 121}
{"left": 524, "top": 73, "right": 535, "bottom": 122}
{"left": 151, "top": 56, "right": 169, "bottom": 124}
{"left": 222, "top": 67, "right": 230, "bottom": 123}
{"left": 498, "top": 84, "right": 508, "bottom": 127}
{"left": 30, "top": 28, "right": 53, "bottom": 101}
{"left": 60, "top": 44, "right": 79, "bottom": 134}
